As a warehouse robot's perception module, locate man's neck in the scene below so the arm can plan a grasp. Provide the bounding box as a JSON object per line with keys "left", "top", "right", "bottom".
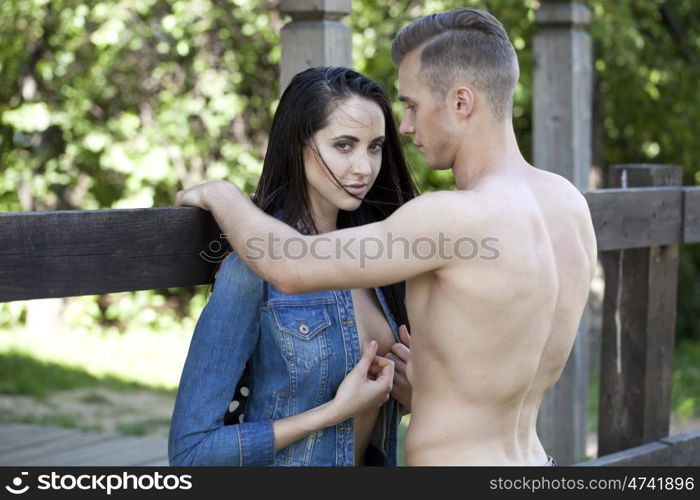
{"left": 452, "top": 120, "right": 526, "bottom": 190}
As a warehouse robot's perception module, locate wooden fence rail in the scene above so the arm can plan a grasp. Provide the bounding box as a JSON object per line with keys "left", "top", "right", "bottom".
{"left": 579, "top": 429, "right": 700, "bottom": 466}
{"left": 0, "top": 208, "right": 222, "bottom": 301}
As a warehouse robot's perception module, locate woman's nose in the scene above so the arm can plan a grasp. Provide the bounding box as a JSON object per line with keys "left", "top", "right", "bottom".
{"left": 351, "top": 155, "right": 372, "bottom": 176}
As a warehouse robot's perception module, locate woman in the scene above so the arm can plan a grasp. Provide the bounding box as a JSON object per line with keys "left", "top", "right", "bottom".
{"left": 169, "top": 67, "right": 418, "bottom": 466}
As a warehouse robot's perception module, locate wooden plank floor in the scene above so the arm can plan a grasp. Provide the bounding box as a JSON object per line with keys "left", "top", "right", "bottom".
{"left": 0, "top": 424, "right": 168, "bottom": 466}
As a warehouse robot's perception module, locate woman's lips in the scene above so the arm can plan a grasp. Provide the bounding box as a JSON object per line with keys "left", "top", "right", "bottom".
{"left": 343, "top": 183, "right": 368, "bottom": 196}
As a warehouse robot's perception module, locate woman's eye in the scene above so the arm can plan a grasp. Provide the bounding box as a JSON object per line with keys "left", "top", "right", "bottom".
{"left": 335, "top": 142, "right": 352, "bottom": 152}
{"left": 370, "top": 142, "right": 384, "bottom": 152}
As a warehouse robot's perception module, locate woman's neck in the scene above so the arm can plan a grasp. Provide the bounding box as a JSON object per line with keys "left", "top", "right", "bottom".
{"left": 310, "top": 212, "right": 338, "bottom": 234}
{"left": 308, "top": 199, "right": 338, "bottom": 234}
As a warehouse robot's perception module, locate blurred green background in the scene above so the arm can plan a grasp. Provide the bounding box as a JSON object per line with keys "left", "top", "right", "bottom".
{"left": 0, "top": 0, "right": 698, "bottom": 450}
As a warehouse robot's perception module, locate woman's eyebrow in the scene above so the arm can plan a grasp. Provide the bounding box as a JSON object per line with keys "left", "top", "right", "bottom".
{"left": 330, "top": 135, "right": 386, "bottom": 143}
{"left": 330, "top": 135, "right": 386, "bottom": 142}
{"left": 330, "top": 135, "right": 360, "bottom": 142}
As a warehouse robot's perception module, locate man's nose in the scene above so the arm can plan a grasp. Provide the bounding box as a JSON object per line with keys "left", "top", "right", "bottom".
{"left": 399, "top": 116, "right": 414, "bottom": 136}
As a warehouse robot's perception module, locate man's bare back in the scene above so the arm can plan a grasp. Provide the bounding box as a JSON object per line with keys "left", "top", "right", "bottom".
{"left": 404, "top": 165, "right": 596, "bottom": 465}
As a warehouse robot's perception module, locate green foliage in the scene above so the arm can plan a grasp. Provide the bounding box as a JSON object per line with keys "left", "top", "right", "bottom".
{"left": 0, "top": 350, "right": 176, "bottom": 436}
{"left": 0, "top": 0, "right": 278, "bottom": 214}
{"left": 0, "top": 350, "right": 152, "bottom": 399}
{"left": 0, "top": 0, "right": 698, "bottom": 339}
{"left": 115, "top": 416, "right": 172, "bottom": 436}
{"left": 673, "top": 340, "right": 700, "bottom": 422}
{"left": 588, "top": 0, "right": 700, "bottom": 178}
{"left": 0, "top": 321, "right": 191, "bottom": 390}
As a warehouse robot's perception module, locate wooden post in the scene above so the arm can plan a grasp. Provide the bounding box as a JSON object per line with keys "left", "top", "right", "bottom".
{"left": 533, "top": 0, "right": 592, "bottom": 189}
{"left": 533, "top": 0, "right": 592, "bottom": 464}
{"left": 683, "top": 187, "right": 700, "bottom": 243}
{"left": 279, "top": 0, "right": 352, "bottom": 93}
{"left": 598, "top": 164, "right": 682, "bottom": 456}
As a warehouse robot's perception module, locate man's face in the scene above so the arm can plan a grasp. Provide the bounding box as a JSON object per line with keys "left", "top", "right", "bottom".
{"left": 397, "top": 49, "right": 456, "bottom": 171}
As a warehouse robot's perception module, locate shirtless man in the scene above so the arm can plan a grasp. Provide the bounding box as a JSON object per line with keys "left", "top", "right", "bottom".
{"left": 176, "top": 8, "right": 597, "bottom": 465}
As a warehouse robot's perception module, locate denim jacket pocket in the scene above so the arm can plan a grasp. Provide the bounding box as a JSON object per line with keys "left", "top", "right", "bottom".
{"left": 267, "top": 389, "right": 289, "bottom": 420}
{"left": 270, "top": 303, "right": 332, "bottom": 371}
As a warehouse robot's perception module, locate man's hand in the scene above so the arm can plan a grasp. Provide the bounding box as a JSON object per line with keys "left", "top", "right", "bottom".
{"left": 175, "top": 181, "right": 243, "bottom": 212}
{"left": 386, "top": 324, "right": 412, "bottom": 413}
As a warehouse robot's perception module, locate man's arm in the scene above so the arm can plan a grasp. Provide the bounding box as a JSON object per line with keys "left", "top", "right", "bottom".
{"left": 176, "top": 181, "right": 474, "bottom": 294}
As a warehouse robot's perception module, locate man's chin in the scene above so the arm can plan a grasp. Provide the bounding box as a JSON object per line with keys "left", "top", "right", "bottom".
{"left": 426, "top": 161, "right": 452, "bottom": 171}
{"left": 421, "top": 151, "right": 451, "bottom": 171}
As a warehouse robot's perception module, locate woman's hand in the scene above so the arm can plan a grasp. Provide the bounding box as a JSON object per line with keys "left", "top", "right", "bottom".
{"left": 330, "top": 340, "right": 394, "bottom": 422}
{"left": 271, "top": 341, "right": 392, "bottom": 451}
{"left": 385, "top": 324, "right": 412, "bottom": 412}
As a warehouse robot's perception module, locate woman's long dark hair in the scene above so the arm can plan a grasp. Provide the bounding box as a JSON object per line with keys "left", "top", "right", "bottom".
{"left": 254, "top": 66, "right": 418, "bottom": 330}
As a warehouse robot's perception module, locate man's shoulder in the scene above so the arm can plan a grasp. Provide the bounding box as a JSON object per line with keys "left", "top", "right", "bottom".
{"left": 529, "top": 169, "right": 597, "bottom": 268}
{"left": 402, "top": 189, "right": 483, "bottom": 212}
{"left": 530, "top": 168, "right": 590, "bottom": 217}
{"left": 398, "top": 189, "right": 488, "bottom": 229}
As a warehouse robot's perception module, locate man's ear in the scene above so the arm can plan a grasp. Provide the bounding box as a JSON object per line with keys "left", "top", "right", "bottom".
{"left": 453, "top": 86, "right": 475, "bottom": 118}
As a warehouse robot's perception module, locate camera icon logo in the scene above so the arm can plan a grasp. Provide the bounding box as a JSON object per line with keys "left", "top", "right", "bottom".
{"left": 5, "top": 472, "right": 29, "bottom": 495}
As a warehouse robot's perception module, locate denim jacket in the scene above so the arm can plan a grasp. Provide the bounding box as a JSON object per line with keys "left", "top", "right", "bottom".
{"left": 168, "top": 251, "right": 401, "bottom": 466}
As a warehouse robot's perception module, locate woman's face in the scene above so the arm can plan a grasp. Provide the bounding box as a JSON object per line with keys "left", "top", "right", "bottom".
{"left": 304, "top": 96, "right": 385, "bottom": 216}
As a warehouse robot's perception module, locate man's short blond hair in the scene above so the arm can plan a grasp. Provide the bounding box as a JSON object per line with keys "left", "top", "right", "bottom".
{"left": 391, "top": 8, "right": 519, "bottom": 121}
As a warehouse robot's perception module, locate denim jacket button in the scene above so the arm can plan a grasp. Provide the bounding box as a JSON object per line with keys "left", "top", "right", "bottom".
{"left": 299, "top": 322, "right": 309, "bottom": 335}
